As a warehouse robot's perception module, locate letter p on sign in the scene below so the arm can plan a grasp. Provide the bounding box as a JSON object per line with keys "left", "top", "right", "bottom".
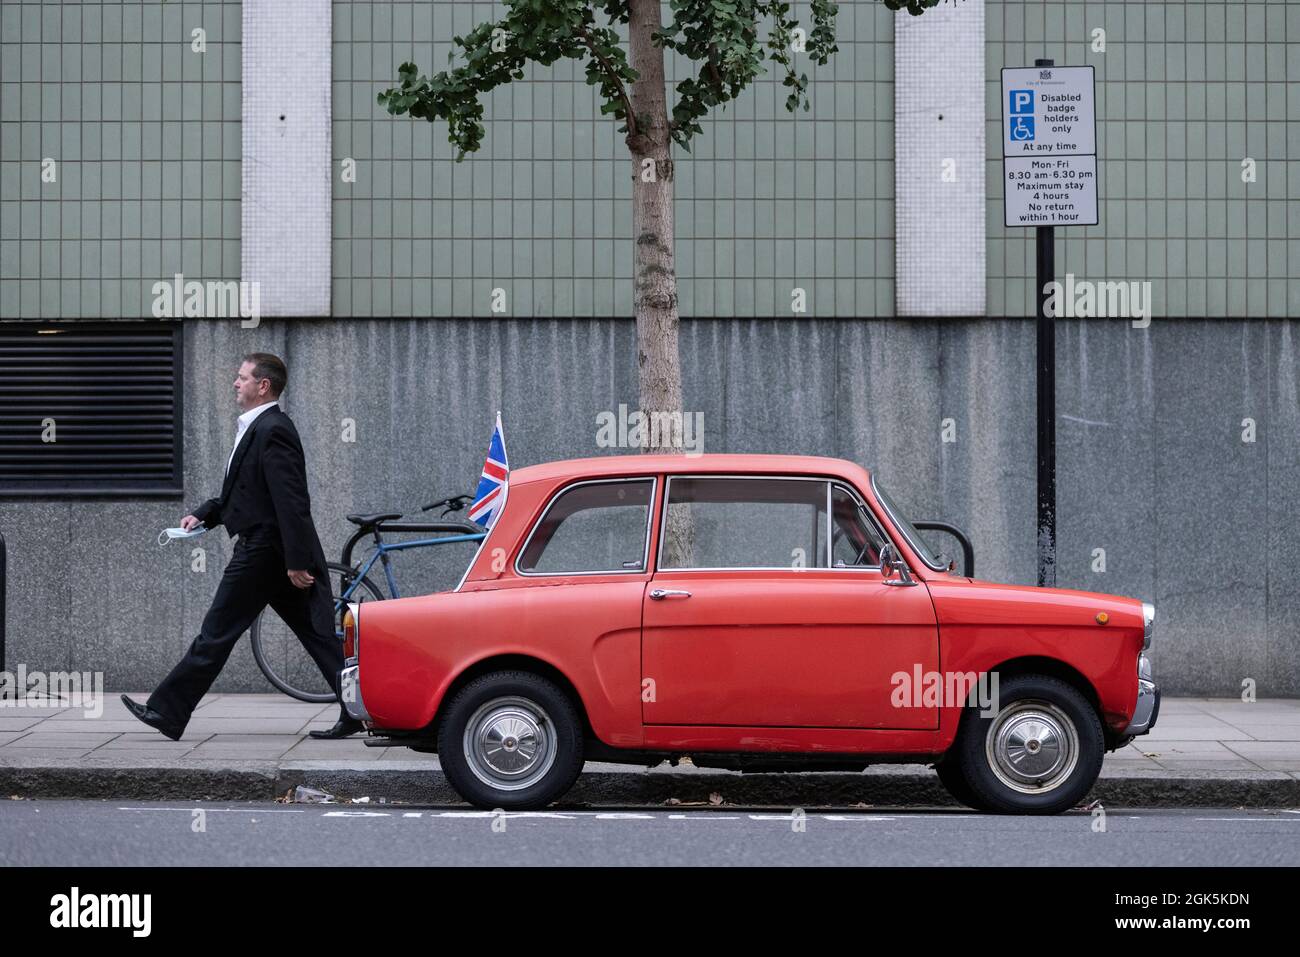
{"left": 1009, "top": 90, "right": 1033, "bottom": 114}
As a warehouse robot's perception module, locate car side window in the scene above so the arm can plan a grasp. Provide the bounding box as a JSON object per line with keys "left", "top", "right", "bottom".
{"left": 517, "top": 479, "right": 654, "bottom": 575}
{"left": 660, "top": 477, "right": 828, "bottom": 569}
{"left": 830, "top": 484, "right": 886, "bottom": 567}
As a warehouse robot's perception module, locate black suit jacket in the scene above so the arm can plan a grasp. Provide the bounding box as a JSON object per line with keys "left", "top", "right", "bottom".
{"left": 192, "top": 405, "right": 329, "bottom": 574}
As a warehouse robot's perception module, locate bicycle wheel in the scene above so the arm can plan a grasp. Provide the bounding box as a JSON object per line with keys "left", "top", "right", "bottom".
{"left": 250, "top": 561, "right": 385, "bottom": 703}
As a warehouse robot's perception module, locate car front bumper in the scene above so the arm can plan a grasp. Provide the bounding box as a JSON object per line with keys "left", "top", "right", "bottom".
{"left": 1123, "top": 677, "right": 1160, "bottom": 736}
{"left": 340, "top": 662, "right": 372, "bottom": 723}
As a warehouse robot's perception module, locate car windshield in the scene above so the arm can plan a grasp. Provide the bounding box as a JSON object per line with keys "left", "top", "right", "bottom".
{"left": 870, "top": 475, "right": 946, "bottom": 571}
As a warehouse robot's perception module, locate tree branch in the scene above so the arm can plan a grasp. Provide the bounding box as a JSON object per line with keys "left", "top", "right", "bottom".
{"left": 576, "top": 24, "right": 639, "bottom": 139}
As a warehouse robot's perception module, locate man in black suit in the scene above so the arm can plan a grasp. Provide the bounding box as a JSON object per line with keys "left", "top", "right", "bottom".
{"left": 123, "top": 353, "right": 361, "bottom": 740}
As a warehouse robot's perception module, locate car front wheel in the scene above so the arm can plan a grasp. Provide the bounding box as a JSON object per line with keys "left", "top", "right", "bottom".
{"left": 951, "top": 674, "right": 1104, "bottom": 814}
{"left": 437, "top": 671, "right": 584, "bottom": 810}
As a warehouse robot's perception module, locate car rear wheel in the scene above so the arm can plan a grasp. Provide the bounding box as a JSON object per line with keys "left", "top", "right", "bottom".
{"left": 934, "top": 755, "right": 990, "bottom": 811}
{"left": 951, "top": 674, "right": 1104, "bottom": 814}
{"left": 437, "top": 671, "right": 584, "bottom": 810}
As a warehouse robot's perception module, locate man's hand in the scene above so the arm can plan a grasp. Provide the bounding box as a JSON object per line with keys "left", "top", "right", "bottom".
{"left": 288, "top": 569, "right": 315, "bottom": 589}
{"left": 180, "top": 515, "right": 201, "bottom": 530}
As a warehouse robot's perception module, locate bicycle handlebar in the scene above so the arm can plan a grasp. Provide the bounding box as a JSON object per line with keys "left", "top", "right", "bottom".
{"left": 422, "top": 493, "right": 474, "bottom": 514}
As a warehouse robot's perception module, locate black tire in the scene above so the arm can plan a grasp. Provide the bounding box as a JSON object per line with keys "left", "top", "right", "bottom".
{"left": 437, "top": 671, "right": 584, "bottom": 810}
{"left": 250, "top": 562, "right": 385, "bottom": 703}
{"left": 950, "top": 674, "right": 1104, "bottom": 814}
{"left": 934, "top": 755, "right": 990, "bottom": 811}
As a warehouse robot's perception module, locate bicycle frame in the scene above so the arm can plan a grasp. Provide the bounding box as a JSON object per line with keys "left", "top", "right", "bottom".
{"left": 339, "top": 520, "right": 486, "bottom": 601}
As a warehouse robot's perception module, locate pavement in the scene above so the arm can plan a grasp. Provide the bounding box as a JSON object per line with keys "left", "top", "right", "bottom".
{"left": 0, "top": 694, "right": 1297, "bottom": 808}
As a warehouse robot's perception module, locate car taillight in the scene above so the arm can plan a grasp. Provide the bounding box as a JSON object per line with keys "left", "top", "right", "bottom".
{"left": 343, "top": 607, "right": 356, "bottom": 659}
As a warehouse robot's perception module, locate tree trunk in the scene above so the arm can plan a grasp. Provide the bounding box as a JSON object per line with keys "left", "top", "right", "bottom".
{"left": 626, "top": 0, "right": 693, "bottom": 567}
{"left": 627, "top": 0, "right": 682, "bottom": 454}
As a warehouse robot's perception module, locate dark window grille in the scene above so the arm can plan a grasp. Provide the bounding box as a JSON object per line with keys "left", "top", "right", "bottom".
{"left": 0, "top": 322, "right": 183, "bottom": 496}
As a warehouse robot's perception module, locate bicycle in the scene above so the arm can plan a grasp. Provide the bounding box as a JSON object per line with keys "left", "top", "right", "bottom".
{"left": 249, "top": 494, "right": 487, "bottom": 703}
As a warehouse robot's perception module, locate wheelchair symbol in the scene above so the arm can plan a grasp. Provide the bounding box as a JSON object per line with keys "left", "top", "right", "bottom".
{"left": 1010, "top": 116, "right": 1035, "bottom": 141}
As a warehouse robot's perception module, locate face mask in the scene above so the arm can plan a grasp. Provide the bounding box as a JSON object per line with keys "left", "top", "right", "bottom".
{"left": 158, "top": 526, "right": 208, "bottom": 546}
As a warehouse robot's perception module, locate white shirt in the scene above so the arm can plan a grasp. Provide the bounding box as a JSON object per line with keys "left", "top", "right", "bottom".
{"left": 225, "top": 400, "right": 278, "bottom": 479}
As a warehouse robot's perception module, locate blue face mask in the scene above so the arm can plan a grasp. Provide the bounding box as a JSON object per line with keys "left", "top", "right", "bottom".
{"left": 157, "top": 526, "right": 208, "bottom": 546}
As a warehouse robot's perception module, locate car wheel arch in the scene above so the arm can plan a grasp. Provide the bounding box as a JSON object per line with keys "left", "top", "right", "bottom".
{"left": 974, "top": 655, "right": 1102, "bottom": 720}
{"left": 429, "top": 654, "right": 593, "bottom": 742}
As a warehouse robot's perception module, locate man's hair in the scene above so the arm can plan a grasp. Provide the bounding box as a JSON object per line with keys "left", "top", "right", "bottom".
{"left": 242, "top": 352, "right": 287, "bottom": 397}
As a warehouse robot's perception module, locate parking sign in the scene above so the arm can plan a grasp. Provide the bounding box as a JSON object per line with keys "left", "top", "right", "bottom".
{"left": 1001, "top": 66, "right": 1098, "bottom": 227}
{"left": 1000, "top": 66, "right": 1096, "bottom": 156}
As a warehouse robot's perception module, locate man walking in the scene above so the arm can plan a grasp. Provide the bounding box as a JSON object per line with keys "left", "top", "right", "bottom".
{"left": 123, "top": 353, "right": 361, "bottom": 739}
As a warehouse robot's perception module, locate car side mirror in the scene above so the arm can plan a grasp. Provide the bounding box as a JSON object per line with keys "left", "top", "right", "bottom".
{"left": 878, "top": 543, "right": 916, "bottom": 587}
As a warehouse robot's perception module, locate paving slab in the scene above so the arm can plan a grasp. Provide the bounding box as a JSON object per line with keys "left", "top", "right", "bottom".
{"left": 0, "top": 694, "right": 1296, "bottom": 807}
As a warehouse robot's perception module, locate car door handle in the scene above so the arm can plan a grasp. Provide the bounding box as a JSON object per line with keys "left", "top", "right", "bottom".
{"left": 649, "top": 588, "right": 692, "bottom": 601}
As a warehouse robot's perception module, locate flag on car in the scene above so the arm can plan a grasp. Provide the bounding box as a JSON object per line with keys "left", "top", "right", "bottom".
{"left": 469, "top": 412, "right": 508, "bottom": 529}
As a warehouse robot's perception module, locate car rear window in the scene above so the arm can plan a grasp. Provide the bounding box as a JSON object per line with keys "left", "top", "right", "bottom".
{"left": 517, "top": 479, "right": 654, "bottom": 575}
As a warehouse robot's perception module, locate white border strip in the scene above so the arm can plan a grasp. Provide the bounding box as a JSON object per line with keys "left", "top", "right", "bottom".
{"left": 894, "top": 0, "right": 986, "bottom": 316}
{"left": 241, "top": 0, "right": 332, "bottom": 316}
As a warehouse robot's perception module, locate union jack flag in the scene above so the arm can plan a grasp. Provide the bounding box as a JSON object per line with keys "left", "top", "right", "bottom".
{"left": 468, "top": 412, "right": 508, "bottom": 528}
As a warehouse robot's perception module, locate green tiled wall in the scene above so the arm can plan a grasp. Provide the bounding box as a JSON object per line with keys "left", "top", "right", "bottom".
{"left": 4, "top": 1, "right": 1297, "bottom": 320}
{"left": 331, "top": 0, "right": 897, "bottom": 318}
{"left": 0, "top": 0, "right": 242, "bottom": 319}
{"left": 987, "top": 0, "right": 1300, "bottom": 318}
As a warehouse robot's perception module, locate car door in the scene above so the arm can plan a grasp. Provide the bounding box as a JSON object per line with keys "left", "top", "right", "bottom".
{"left": 641, "top": 476, "right": 939, "bottom": 730}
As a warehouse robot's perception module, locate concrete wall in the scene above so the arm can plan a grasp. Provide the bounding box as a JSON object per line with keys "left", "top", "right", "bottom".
{"left": 1, "top": 315, "right": 1297, "bottom": 697}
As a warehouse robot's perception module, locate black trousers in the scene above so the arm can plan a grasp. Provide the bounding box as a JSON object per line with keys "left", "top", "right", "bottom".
{"left": 148, "top": 526, "right": 347, "bottom": 732}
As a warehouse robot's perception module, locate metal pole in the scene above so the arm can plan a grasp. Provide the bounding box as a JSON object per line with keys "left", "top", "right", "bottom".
{"left": 1035, "top": 57, "right": 1057, "bottom": 588}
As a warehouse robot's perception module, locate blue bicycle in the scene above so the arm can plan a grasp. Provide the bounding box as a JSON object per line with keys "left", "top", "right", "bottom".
{"left": 249, "top": 494, "right": 487, "bottom": 702}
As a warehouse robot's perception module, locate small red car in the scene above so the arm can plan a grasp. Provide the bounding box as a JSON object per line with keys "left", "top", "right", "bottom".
{"left": 341, "top": 454, "right": 1158, "bottom": 813}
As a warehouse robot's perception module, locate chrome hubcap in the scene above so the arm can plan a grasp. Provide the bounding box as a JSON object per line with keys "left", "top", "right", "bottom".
{"left": 463, "top": 696, "right": 555, "bottom": 792}
{"left": 985, "top": 699, "right": 1079, "bottom": 794}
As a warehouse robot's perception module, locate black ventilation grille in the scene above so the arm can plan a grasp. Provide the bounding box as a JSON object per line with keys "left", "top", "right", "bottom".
{"left": 0, "top": 322, "right": 183, "bottom": 496}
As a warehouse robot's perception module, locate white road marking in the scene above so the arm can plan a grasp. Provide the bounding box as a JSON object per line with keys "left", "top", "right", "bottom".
{"left": 430, "top": 810, "right": 579, "bottom": 819}
{"left": 110, "top": 806, "right": 1292, "bottom": 824}
{"left": 117, "top": 806, "right": 305, "bottom": 813}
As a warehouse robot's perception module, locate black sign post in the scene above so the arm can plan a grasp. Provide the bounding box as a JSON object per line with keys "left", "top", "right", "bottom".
{"left": 1035, "top": 55, "right": 1057, "bottom": 588}
{"left": 1003, "top": 59, "right": 1098, "bottom": 588}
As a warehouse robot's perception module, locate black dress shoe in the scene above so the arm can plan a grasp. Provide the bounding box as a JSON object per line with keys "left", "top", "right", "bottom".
{"left": 120, "top": 694, "right": 184, "bottom": 741}
{"left": 309, "top": 717, "right": 364, "bottom": 739}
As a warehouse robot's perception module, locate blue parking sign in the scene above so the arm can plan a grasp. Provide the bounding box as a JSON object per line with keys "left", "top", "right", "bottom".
{"left": 1009, "top": 89, "right": 1034, "bottom": 114}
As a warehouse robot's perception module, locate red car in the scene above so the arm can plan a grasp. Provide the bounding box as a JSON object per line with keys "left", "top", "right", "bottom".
{"left": 340, "top": 454, "right": 1158, "bottom": 813}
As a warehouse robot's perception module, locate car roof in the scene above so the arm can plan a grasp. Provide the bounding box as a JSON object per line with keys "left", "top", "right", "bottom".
{"left": 508, "top": 453, "right": 873, "bottom": 487}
